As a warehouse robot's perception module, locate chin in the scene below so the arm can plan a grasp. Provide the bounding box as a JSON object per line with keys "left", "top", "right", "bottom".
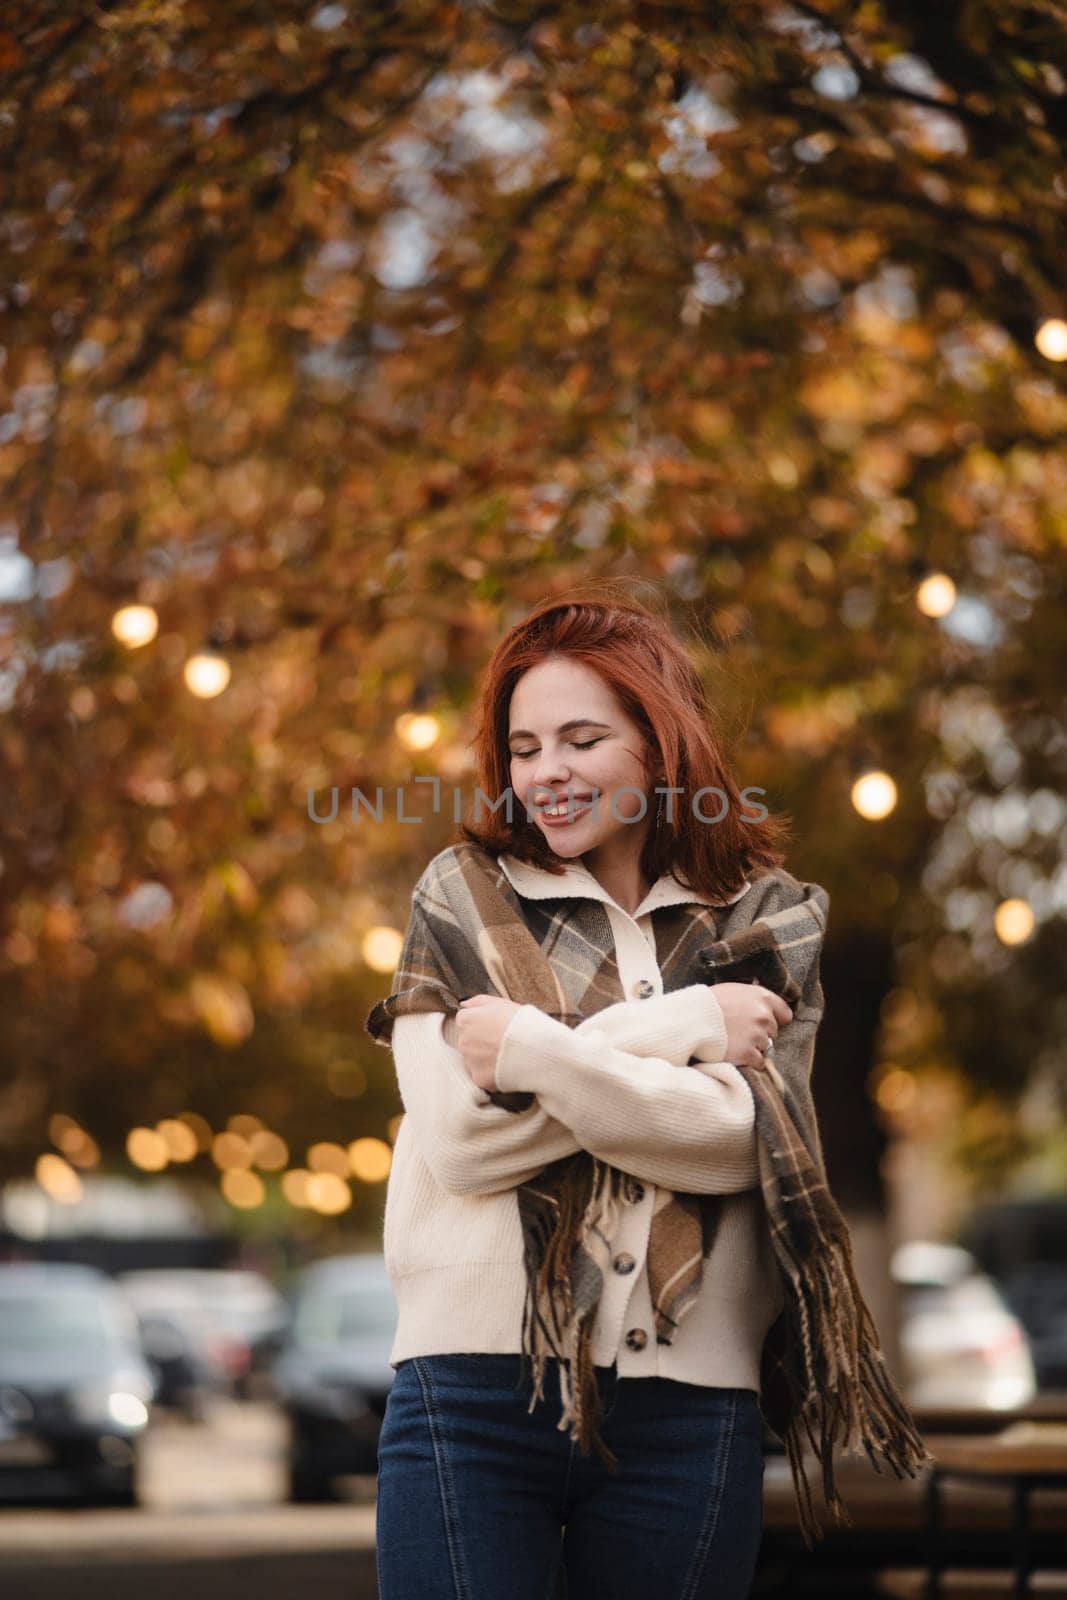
{"left": 540, "top": 831, "right": 588, "bottom": 860}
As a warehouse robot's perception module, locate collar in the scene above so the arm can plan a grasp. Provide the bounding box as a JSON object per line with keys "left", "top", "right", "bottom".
{"left": 497, "top": 851, "right": 750, "bottom": 921}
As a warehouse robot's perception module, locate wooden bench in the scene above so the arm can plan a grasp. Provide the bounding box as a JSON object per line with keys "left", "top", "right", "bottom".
{"left": 925, "top": 1423, "right": 1067, "bottom": 1600}
{"left": 756, "top": 1410, "right": 1067, "bottom": 1598}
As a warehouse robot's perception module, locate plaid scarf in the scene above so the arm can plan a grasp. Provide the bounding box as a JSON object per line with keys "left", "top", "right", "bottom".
{"left": 366, "top": 841, "right": 931, "bottom": 1547}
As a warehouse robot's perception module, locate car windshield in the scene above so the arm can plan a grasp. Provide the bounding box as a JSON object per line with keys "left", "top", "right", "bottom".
{"left": 293, "top": 1283, "right": 395, "bottom": 1346}
{"left": 0, "top": 1291, "right": 126, "bottom": 1352}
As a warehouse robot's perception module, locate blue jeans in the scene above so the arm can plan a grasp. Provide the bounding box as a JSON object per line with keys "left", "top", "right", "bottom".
{"left": 375, "top": 1353, "right": 765, "bottom": 1600}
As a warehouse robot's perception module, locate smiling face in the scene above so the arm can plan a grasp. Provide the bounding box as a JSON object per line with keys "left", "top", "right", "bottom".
{"left": 507, "top": 656, "right": 658, "bottom": 865}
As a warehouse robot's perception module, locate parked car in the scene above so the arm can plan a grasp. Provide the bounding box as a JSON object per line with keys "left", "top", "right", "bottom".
{"left": 954, "top": 1196, "right": 1067, "bottom": 1393}
{"left": 271, "top": 1253, "right": 397, "bottom": 1502}
{"left": 997, "top": 1260, "right": 1067, "bottom": 1390}
{"left": 131, "top": 1305, "right": 222, "bottom": 1422}
{"left": 180, "top": 1268, "right": 289, "bottom": 1392}
{"left": 118, "top": 1268, "right": 284, "bottom": 1399}
{"left": 893, "top": 1240, "right": 1037, "bottom": 1411}
{"left": 0, "top": 1262, "right": 155, "bottom": 1505}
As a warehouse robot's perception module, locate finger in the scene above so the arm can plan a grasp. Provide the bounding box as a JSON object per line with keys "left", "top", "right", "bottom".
{"left": 754, "top": 990, "right": 789, "bottom": 1022}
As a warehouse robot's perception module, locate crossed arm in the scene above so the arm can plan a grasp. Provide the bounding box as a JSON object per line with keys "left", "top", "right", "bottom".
{"left": 389, "top": 985, "right": 761, "bottom": 1199}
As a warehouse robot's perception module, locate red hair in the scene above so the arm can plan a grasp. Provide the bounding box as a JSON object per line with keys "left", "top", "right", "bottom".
{"left": 457, "top": 587, "right": 793, "bottom": 901}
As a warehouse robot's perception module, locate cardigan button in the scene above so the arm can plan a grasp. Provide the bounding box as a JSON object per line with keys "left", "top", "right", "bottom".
{"left": 612, "top": 1253, "right": 636, "bottom": 1275}
{"left": 624, "top": 1328, "right": 648, "bottom": 1351}
{"left": 631, "top": 979, "right": 656, "bottom": 999}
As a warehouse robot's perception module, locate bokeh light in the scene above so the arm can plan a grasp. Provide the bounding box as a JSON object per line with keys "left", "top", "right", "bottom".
{"left": 249, "top": 1130, "right": 289, "bottom": 1170}
{"left": 915, "top": 572, "right": 957, "bottom": 619}
{"left": 395, "top": 712, "right": 440, "bottom": 750}
{"left": 184, "top": 651, "right": 231, "bottom": 698}
{"left": 212, "top": 1131, "right": 253, "bottom": 1170}
{"left": 35, "top": 1152, "right": 83, "bottom": 1204}
{"left": 307, "top": 1141, "right": 350, "bottom": 1176}
{"left": 994, "top": 898, "right": 1035, "bottom": 945}
{"left": 157, "top": 1118, "right": 199, "bottom": 1162}
{"left": 348, "top": 1136, "right": 392, "bottom": 1183}
{"left": 220, "top": 1168, "right": 266, "bottom": 1208}
{"left": 306, "top": 1172, "right": 352, "bottom": 1214}
{"left": 111, "top": 604, "right": 159, "bottom": 648}
{"left": 1034, "top": 318, "right": 1067, "bottom": 361}
{"left": 362, "top": 925, "right": 403, "bottom": 973}
{"left": 127, "top": 1127, "right": 169, "bottom": 1171}
{"left": 281, "top": 1168, "right": 312, "bottom": 1206}
{"left": 851, "top": 770, "right": 898, "bottom": 820}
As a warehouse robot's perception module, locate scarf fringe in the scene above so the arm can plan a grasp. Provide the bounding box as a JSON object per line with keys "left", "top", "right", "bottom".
{"left": 517, "top": 1142, "right": 933, "bottom": 1549}
{"left": 518, "top": 1157, "right": 623, "bottom": 1472}
{"left": 778, "top": 1232, "right": 935, "bottom": 1549}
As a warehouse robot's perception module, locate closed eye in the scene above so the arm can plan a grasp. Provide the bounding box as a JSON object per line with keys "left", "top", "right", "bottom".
{"left": 512, "top": 738, "right": 602, "bottom": 759}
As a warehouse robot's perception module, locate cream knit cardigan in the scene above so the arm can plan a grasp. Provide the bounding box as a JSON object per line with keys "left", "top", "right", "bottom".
{"left": 381, "top": 850, "right": 785, "bottom": 1390}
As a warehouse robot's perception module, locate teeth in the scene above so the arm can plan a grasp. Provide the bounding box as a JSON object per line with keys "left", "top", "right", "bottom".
{"left": 544, "top": 802, "right": 590, "bottom": 817}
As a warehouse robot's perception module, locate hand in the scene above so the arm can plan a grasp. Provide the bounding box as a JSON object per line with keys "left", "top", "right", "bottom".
{"left": 712, "top": 982, "right": 794, "bottom": 1068}
{"left": 455, "top": 994, "right": 525, "bottom": 1092}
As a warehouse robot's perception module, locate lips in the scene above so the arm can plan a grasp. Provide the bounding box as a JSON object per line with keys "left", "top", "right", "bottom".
{"left": 537, "top": 794, "right": 594, "bottom": 823}
{"left": 536, "top": 792, "right": 593, "bottom": 810}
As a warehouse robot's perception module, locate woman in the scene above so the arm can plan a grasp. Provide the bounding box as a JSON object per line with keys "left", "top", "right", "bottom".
{"left": 369, "top": 591, "right": 815, "bottom": 1600}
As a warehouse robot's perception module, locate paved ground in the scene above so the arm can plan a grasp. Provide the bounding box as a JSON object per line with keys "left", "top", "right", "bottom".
{"left": 0, "top": 1400, "right": 380, "bottom": 1600}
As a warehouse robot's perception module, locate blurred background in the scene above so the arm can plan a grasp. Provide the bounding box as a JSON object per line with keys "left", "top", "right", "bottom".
{"left": 1, "top": 1, "right": 1065, "bottom": 1596}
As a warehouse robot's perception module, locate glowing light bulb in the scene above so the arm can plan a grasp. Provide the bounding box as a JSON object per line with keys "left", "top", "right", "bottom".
{"left": 994, "top": 898, "right": 1034, "bottom": 945}
{"left": 306, "top": 1172, "right": 352, "bottom": 1214}
{"left": 362, "top": 925, "right": 403, "bottom": 973}
{"left": 184, "top": 651, "right": 231, "bottom": 698}
{"left": 157, "top": 1119, "right": 199, "bottom": 1162}
{"left": 221, "top": 1169, "right": 265, "bottom": 1208}
{"left": 916, "top": 573, "right": 956, "bottom": 619}
{"left": 281, "top": 1169, "right": 311, "bottom": 1206}
{"left": 35, "top": 1153, "right": 83, "bottom": 1204}
{"left": 348, "top": 1137, "right": 392, "bottom": 1183}
{"left": 127, "top": 1127, "right": 169, "bottom": 1171}
{"left": 1035, "top": 319, "right": 1067, "bottom": 361}
{"left": 395, "top": 712, "right": 440, "bottom": 751}
{"left": 111, "top": 605, "right": 159, "bottom": 649}
{"left": 851, "top": 770, "right": 898, "bottom": 820}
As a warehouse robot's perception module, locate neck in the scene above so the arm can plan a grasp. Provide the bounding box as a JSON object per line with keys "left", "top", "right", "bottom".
{"left": 581, "top": 833, "right": 654, "bottom": 917}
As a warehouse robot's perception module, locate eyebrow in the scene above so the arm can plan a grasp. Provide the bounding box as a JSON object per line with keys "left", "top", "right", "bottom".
{"left": 508, "top": 719, "right": 612, "bottom": 742}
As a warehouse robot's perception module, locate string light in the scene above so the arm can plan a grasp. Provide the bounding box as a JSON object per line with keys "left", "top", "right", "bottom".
{"left": 307, "top": 1141, "right": 350, "bottom": 1176}
{"left": 394, "top": 712, "right": 440, "bottom": 751}
{"left": 249, "top": 1130, "right": 289, "bottom": 1170}
{"left": 220, "top": 1169, "right": 265, "bottom": 1208}
{"left": 111, "top": 605, "right": 159, "bottom": 649}
{"left": 184, "top": 650, "right": 231, "bottom": 698}
{"left": 211, "top": 1132, "right": 253, "bottom": 1170}
{"left": 305, "top": 1172, "right": 352, "bottom": 1214}
{"left": 1035, "top": 319, "right": 1067, "bottom": 361}
{"left": 157, "top": 1119, "right": 199, "bottom": 1162}
{"left": 994, "top": 898, "right": 1034, "bottom": 945}
{"left": 915, "top": 572, "right": 957, "bottom": 619}
{"left": 35, "top": 1153, "right": 83, "bottom": 1204}
{"left": 362, "top": 925, "right": 403, "bottom": 973}
{"left": 348, "top": 1137, "right": 392, "bottom": 1183}
{"left": 127, "top": 1127, "right": 169, "bottom": 1171}
{"left": 281, "top": 1169, "right": 312, "bottom": 1206}
{"left": 850, "top": 769, "right": 898, "bottom": 820}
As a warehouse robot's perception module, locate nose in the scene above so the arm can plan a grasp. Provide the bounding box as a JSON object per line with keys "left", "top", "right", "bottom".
{"left": 529, "top": 745, "right": 571, "bottom": 795}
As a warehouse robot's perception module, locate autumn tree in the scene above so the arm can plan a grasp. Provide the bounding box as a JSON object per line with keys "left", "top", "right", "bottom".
{"left": 1, "top": 2, "right": 1064, "bottom": 1234}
